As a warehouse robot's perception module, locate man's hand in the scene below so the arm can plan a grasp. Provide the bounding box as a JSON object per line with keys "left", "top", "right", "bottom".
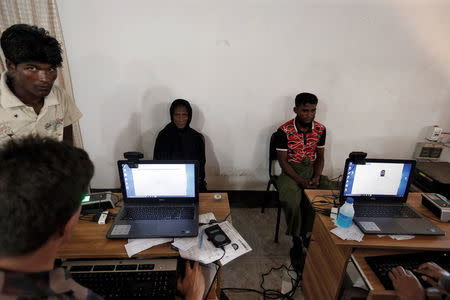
{"left": 297, "top": 178, "right": 310, "bottom": 189}
{"left": 415, "top": 262, "right": 450, "bottom": 288}
{"left": 388, "top": 266, "right": 425, "bottom": 300}
{"left": 177, "top": 261, "right": 205, "bottom": 300}
{"left": 308, "top": 176, "right": 320, "bottom": 188}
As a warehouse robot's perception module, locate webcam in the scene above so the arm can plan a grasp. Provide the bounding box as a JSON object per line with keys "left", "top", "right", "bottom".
{"left": 348, "top": 151, "right": 367, "bottom": 165}
{"left": 123, "top": 151, "right": 143, "bottom": 168}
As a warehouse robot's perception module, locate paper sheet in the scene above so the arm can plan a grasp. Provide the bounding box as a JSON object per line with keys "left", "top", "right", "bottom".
{"left": 330, "top": 221, "right": 364, "bottom": 242}
{"left": 218, "top": 221, "right": 252, "bottom": 265}
{"left": 377, "top": 234, "right": 415, "bottom": 240}
{"left": 124, "top": 238, "right": 173, "bottom": 257}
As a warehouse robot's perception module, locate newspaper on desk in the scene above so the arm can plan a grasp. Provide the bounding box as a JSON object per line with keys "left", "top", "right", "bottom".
{"left": 173, "top": 212, "right": 252, "bottom": 265}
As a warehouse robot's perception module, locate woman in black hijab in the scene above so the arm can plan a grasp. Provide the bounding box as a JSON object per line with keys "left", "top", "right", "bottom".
{"left": 153, "top": 99, "right": 207, "bottom": 192}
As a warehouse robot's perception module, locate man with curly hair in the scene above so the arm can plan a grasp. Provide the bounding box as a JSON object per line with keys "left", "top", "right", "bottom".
{"left": 0, "top": 24, "right": 82, "bottom": 145}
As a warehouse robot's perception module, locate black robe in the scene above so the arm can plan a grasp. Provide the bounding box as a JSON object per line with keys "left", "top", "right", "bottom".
{"left": 153, "top": 122, "right": 207, "bottom": 192}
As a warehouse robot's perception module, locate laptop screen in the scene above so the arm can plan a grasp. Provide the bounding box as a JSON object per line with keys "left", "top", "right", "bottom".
{"left": 342, "top": 159, "right": 415, "bottom": 198}
{"left": 120, "top": 162, "right": 196, "bottom": 198}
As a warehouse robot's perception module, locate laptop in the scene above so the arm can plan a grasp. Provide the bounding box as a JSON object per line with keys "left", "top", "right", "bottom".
{"left": 340, "top": 158, "right": 445, "bottom": 236}
{"left": 107, "top": 160, "right": 199, "bottom": 239}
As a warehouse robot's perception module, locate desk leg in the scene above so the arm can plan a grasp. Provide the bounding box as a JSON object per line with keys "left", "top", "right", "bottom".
{"left": 302, "top": 217, "right": 352, "bottom": 300}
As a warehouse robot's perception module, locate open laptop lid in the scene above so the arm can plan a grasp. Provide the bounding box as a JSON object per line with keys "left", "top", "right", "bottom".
{"left": 340, "top": 158, "right": 416, "bottom": 205}
{"left": 117, "top": 160, "right": 199, "bottom": 205}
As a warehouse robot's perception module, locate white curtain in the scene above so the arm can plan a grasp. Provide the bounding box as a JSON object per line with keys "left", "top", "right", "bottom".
{"left": 0, "top": 0, "right": 83, "bottom": 148}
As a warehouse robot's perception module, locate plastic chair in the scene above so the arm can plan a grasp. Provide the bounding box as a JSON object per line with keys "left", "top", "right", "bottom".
{"left": 261, "top": 131, "right": 282, "bottom": 243}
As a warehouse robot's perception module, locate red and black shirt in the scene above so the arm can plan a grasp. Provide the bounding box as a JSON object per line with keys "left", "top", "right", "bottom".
{"left": 276, "top": 118, "right": 326, "bottom": 164}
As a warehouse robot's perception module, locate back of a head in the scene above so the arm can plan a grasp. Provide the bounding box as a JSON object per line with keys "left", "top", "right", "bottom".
{"left": 0, "top": 23, "right": 62, "bottom": 66}
{"left": 0, "top": 136, "right": 94, "bottom": 256}
{"left": 169, "top": 98, "right": 192, "bottom": 124}
{"left": 295, "top": 92, "right": 318, "bottom": 107}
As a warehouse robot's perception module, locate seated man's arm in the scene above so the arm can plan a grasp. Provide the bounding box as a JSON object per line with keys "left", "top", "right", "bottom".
{"left": 199, "top": 134, "right": 206, "bottom": 184}
{"left": 153, "top": 132, "right": 166, "bottom": 160}
{"left": 277, "top": 150, "right": 310, "bottom": 189}
{"left": 63, "top": 125, "right": 73, "bottom": 146}
{"left": 310, "top": 128, "right": 326, "bottom": 187}
{"left": 310, "top": 148, "right": 324, "bottom": 188}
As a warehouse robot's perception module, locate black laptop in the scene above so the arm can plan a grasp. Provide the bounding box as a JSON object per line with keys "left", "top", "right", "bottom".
{"left": 107, "top": 160, "right": 199, "bottom": 239}
{"left": 340, "top": 158, "right": 445, "bottom": 236}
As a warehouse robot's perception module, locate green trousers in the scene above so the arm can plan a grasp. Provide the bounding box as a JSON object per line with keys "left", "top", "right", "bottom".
{"left": 277, "top": 159, "right": 332, "bottom": 237}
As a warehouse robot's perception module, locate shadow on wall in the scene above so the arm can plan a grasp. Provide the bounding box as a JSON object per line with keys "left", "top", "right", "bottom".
{"left": 188, "top": 103, "right": 221, "bottom": 185}
{"left": 112, "top": 112, "right": 144, "bottom": 186}
{"left": 140, "top": 86, "right": 174, "bottom": 159}
{"left": 317, "top": 98, "right": 335, "bottom": 177}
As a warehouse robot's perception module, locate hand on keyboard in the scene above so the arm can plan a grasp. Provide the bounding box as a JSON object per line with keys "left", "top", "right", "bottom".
{"left": 388, "top": 266, "right": 425, "bottom": 300}
{"left": 415, "top": 262, "right": 450, "bottom": 289}
{"left": 177, "top": 260, "right": 205, "bottom": 300}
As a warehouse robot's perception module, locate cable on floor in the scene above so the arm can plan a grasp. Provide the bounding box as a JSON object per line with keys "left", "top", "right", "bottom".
{"left": 222, "top": 263, "right": 302, "bottom": 300}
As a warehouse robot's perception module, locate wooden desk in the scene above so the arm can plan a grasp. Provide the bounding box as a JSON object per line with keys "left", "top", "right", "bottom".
{"left": 57, "top": 193, "right": 230, "bottom": 300}
{"left": 302, "top": 190, "right": 450, "bottom": 300}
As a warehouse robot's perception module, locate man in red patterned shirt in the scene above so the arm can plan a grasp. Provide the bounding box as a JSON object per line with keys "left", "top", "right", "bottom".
{"left": 275, "top": 92, "right": 332, "bottom": 271}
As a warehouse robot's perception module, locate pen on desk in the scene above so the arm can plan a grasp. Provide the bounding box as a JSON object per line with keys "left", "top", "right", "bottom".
{"left": 199, "top": 229, "right": 205, "bottom": 249}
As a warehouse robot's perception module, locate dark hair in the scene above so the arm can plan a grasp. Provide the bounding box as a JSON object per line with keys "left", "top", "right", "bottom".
{"left": 170, "top": 99, "right": 192, "bottom": 125}
{"left": 295, "top": 93, "right": 318, "bottom": 107}
{"left": 0, "top": 136, "right": 94, "bottom": 256}
{"left": 0, "top": 24, "right": 63, "bottom": 66}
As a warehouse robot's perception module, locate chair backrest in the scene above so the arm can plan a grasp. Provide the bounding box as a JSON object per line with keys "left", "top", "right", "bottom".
{"left": 269, "top": 131, "right": 279, "bottom": 177}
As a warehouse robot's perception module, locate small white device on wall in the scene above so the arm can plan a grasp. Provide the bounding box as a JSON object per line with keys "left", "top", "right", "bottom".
{"left": 425, "top": 126, "right": 443, "bottom": 141}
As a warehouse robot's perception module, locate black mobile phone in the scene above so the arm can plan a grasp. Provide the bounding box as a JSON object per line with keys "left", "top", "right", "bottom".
{"left": 204, "top": 224, "right": 231, "bottom": 248}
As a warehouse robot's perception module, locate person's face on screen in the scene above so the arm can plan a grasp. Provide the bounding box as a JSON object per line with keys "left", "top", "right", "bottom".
{"left": 7, "top": 60, "right": 58, "bottom": 99}
{"left": 173, "top": 105, "right": 189, "bottom": 129}
{"left": 294, "top": 103, "right": 317, "bottom": 124}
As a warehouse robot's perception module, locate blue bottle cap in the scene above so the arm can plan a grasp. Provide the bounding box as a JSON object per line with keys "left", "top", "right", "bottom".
{"left": 346, "top": 197, "right": 354, "bottom": 204}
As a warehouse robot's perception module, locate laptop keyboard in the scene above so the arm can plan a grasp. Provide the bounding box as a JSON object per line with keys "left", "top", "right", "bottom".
{"left": 121, "top": 207, "right": 195, "bottom": 220}
{"left": 354, "top": 205, "right": 420, "bottom": 218}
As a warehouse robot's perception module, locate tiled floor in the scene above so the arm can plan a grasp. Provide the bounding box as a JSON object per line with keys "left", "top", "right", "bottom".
{"left": 220, "top": 207, "right": 305, "bottom": 300}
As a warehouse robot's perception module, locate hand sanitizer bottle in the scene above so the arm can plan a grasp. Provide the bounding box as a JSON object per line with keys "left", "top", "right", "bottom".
{"left": 337, "top": 197, "right": 355, "bottom": 228}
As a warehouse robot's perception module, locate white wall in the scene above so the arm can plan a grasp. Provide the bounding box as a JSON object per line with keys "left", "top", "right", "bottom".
{"left": 57, "top": 0, "right": 450, "bottom": 189}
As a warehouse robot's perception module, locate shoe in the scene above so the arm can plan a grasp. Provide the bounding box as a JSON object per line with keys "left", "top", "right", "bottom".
{"left": 290, "top": 246, "right": 305, "bottom": 272}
